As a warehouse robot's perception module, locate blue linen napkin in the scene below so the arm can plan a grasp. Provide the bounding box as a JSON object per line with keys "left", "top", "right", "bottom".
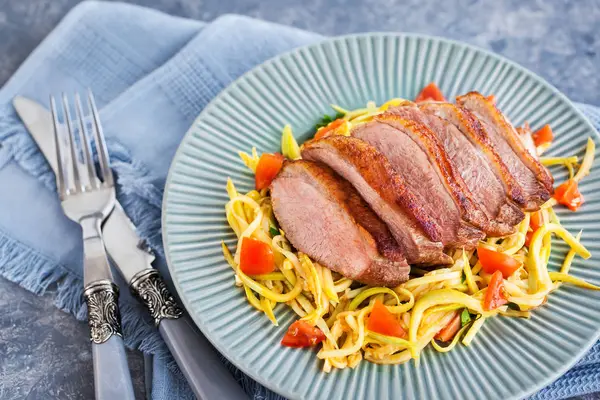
{"left": 0, "top": 2, "right": 598, "bottom": 399}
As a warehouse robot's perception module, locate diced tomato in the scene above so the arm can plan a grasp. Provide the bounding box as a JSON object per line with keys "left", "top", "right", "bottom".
{"left": 484, "top": 270, "right": 508, "bottom": 311}
{"left": 255, "top": 153, "right": 284, "bottom": 190}
{"left": 554, "top": 179, "right": 584, "bottom": 211}
{"left": 529, "top": 211, "right": 543, "bottom": 231}
{"left": 532, "top": 124, "right": 554, "bottom": 147}
{"left": 525, "top": 230, "right": 534, "bottom": 248}
{"left": 314, "top": 119, "right": 345, "bottom": 140}
{"left": 435, "top": 313, "right": 461, "bottom": 342}
{"left": 415, "top": 82, "right": 446, "bottom": 102}
{"left": 281, "top": 320, "right": 326, "bottom": 348}
{"left": 486, "top": 95, "right": 496, "bottom": 104}
{"left": 239, "top": 237, "right": 275, "bottom": 275}
{"left": 367, "top": 300, "right": 406, "bottom": 338}
{"left": 477, "top": 247, "right": 522, "bottom": 278}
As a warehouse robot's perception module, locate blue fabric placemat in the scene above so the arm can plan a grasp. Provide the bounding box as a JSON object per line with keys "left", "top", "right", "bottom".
{"left": 0, "top": 2, "right": 598, "bottom": 399}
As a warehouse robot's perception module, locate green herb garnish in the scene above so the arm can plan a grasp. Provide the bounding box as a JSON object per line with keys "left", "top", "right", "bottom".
{"left": 269, "top": 226, "right": 279, "bottom": 237}
{"left": 315, "top": 112, "right": 345, "bottom": 130}
{"left": 460, "top": 308, "right": 472, "bottom": 327}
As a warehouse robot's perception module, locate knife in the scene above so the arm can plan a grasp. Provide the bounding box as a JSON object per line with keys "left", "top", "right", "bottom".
{"left": 14, "top": 96, "right": 247, "bottom": 400}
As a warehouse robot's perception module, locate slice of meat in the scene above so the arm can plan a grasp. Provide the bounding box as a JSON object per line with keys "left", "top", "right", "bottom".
{"left": 515, "top": 122, "right": 538, "bottom": 159}
{"left": 420, "top": 102, "right": 530, "bottom": 210}
{"left": 351, "top": 120, "right": 483, "bottom": 248}
{"left": 456, "top": 92, "right": 552, "bottom": 209}
{"left": 390, "top": 104, "right": 525, "bottom": 236}
{"left": 364, "top": 112, "right": 489, "bottom": 244}
{"left": 270, "top": 160, "right": 409, "bottom": 286}
{"left": 301, "top": 136, "right": 452, "bottom": 265}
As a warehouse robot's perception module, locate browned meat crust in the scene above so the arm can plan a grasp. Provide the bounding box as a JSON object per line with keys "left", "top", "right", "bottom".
{"left": 456, "top": 92, "right": 553, "bottom": 210}
{"left": 418, "top": 102, "right": 526, "bottom": 232}
{"left": 375, "top": 113, "right": 491, "bottom": 235}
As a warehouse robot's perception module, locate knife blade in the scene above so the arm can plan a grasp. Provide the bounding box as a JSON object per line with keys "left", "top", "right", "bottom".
{"left": 13, "top": 96, "right": 248, "bottom": 400}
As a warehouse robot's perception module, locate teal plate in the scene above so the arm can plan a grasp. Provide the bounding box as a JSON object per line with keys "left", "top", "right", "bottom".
{"left": 163, "top": 33, "right": 600, "bottom": 400}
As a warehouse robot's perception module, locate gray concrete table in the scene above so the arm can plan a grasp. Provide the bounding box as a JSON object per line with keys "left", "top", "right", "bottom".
{"left": 0, "top": 0, "right": 599, "bottom": 399}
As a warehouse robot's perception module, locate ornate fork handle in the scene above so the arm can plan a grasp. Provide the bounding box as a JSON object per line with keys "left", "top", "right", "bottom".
{"left": 84, "top": 280, "right": 122, "bottom": 343}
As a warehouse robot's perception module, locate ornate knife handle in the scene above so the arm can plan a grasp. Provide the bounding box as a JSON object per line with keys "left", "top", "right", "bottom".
{"left": 84, "top": 280, "right": 122, "bottom": 344}
{"left": 129, "top": 268, "right": 248, "bottom": 400}
{"left": 130, "top": 269, "right": 183, "bottom": 326}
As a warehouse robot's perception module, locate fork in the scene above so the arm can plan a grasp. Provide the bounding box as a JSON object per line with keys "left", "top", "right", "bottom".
{"left": 51, "top": 92, "right": 135, "bottom": 400}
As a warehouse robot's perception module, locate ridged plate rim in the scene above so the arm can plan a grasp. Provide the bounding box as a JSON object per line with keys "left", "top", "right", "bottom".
{"left": 163, "top": 32, "right": 600, "bottom": 400}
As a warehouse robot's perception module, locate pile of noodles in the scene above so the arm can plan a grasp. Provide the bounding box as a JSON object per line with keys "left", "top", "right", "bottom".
{"left": 222, "top": 99, "right": 597, "bottom": 372}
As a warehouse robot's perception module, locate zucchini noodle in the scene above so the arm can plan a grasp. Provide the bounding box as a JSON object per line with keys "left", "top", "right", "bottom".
{"left": 238, "top": 147, "right": 260, "bottom": 172}
{"left": 348, "top": 287, "right": 400, "bottom": 311}
{"left": 281, "top": 124, "right": 301, "bottom": 160}
{"left": 462, "top": 316, "right": 487, "bottom": 346}
{"left": 561, "top": 231, "right": 583, "bottom": 274}
{"left": 431, "top": 323, "right": 470, "bottom": 353}
{"left": 221, "top": 99, "right": 598, "bottom": 371}
{"left": 368, "top": 331, "right": 415, "bottom": 351}
{"left": 462, "top": 249, "right": 479, "bottom": 294}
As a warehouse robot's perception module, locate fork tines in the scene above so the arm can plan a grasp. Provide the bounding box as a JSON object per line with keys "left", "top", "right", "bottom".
{"left": 50, "top": 91, "right": 114, "bottom": 198}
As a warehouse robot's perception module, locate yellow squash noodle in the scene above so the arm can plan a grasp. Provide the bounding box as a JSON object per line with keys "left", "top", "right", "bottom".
{"left": 272, "top": 235, "right": 302, "bottom": 272}
{"left": 422, "top": 304, "right": 464, "bottom": 322}
{"left": 261, "top": 296, "right": 278, "bottom": 325}
{"left": 401, "top": 271, "right": 462, "bottom": 288}
{"left": 388, "top": 288, "right": 415, "bottom": 313}
{"left": 244, "top": 285, "right": 263, "bottom": 311}
{"left": 540, "top": 156, "right": 578, "bottom": 166}
{"left": 461, "top": 250, "right": 479, "bottom": 294}
{"left": 348, "top": 287, "right": 401, "bottom": 311}
{"left": 549, "top": 272, "right": 600, "bottom": 290}
{"left": 462, "top": 316, "right": 487, "bottom": 345}
{"left": 501, "top": 213, "right": 530, "bottom": 255}
{"left": 299, "top": 255, "right": 329, "bottom": 325}
{"left": 237, "top": 268, "right": 303, "bottom": 303}
{"left": 561, "top": 231, "right": 583, "bottom": 274}
{"left": 333, "top": 278, "right": 353, "bottom": 293}
{"left": 409, "top": 289, "right": 484, "bottom": 351}
{"left": 367, "top": 331, "right": 415, "bottom": 350}
{"left": 321, "top": 267, "right": 339, "bottom": 302}
{"left": 318, "top": 308, "right": 369, "bottom": 359}
{"left": 251, "top": 272, "right": 286, "bottom": 281}
{"left": 574, "top": 138, "right": 596, "bottom": 182}
{"left": 431, "top": 324, "right": 470, "bottom": 353}
{"left": 238, "top": 147, "right": 260, "bottom": 172}
{"left": 528, "top": 223, "right": 590, "bottom": 293}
